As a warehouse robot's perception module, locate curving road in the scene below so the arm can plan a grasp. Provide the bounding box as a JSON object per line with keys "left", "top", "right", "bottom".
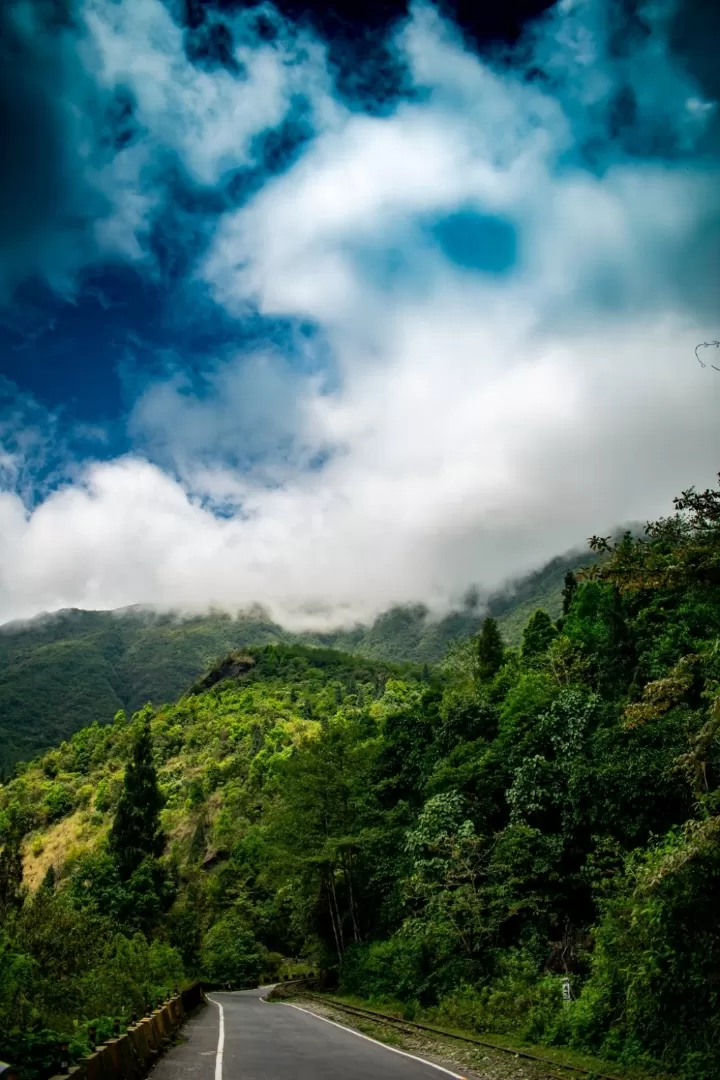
{"left": 152, "top": 986, "right": 465, "bottom": 1080}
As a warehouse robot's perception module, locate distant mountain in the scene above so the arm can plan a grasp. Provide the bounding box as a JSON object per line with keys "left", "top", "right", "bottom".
{"left": 488, "top": 548, "right": 602, "bottom": 645}
{"left": 0, "top": 546, "right": 597, "bottom": 771}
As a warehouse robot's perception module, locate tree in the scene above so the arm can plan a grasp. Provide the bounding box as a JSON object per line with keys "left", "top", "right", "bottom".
{"left": 562, "top": 571, "right": 578, "bottom": 616}
{"left": 521, "top": 610, "right": 557, "bottom": 662}
{"left": 0, "top": 832, "right": 24, "bottom": 915}
{"left": 201, "top": 909, "right": 269, "bottom": 988}
{"left": 587, "top": 476, "right": 720, "bottom": 592}
{"left": 267, "top": 710, "right": 385, "bottom": 958}
{"left": 40, "top": 864, "right": 56, "bottom": 894}
{"left": 404, "top": 792, "right": 488, "bottom": 971}
{"left": 476, "top": 617, "right": 505, "bottom": 682}
{"left": 108, "top": 719, "right": 164, "bottom": 881}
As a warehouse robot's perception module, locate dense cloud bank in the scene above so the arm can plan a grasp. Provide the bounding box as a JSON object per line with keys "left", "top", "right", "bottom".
{"left": 0, "top": 0, "right": 719, "bottom": 626}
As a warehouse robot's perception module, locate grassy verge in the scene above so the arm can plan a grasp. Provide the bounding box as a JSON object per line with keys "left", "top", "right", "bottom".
{"left": 305, "top": 992, "right": 672, "bottom": 1080}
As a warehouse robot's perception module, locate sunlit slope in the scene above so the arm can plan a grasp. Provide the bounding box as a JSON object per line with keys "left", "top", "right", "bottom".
{"left": 1, "top": 644, "right": 416, "bottom": 886}
{"left": 0, "top": 547, "right": 596, "bottom": 770}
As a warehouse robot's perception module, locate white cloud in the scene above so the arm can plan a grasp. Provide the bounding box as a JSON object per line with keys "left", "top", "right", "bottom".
{"left": 1, "top": 0, "right": 719, "bottom": 627}
{"left": 0, "top": 0, "right": 335, "bottom": 286}
{"left": 128, "top": 349, "right": 325, "bottom": 485}
{"left": 82, "top": 0, "right": 323, "bottom": 188}
{"left": 2, "top": 317, "right": 718, "bottom": 627}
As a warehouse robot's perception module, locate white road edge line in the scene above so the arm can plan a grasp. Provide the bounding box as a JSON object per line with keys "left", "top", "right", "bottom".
{"left": 207, "top": 996, "right": 225, "bottom": 1080}
{"left": 268, "top": 999, "right": 466, "bottom": 1080}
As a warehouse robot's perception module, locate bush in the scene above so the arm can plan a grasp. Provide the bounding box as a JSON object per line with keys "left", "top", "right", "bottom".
{"left": 432, "top": 952, "right": 566, "bottom": 1039}
{"left": 94, "top": 777, "right": 122, "bottom": 814}
{"left": 565, "top": 823, "right": 720, "bottom": 1079}
{"left": 41, "top": 784, "right": 74, "bottom": 824}
{"left": 81, "top": 934, "right": 184, "bottom": 1017}
{"left": 201, "top": 910, "right": 267, "bottom": 987}
{"left": 341, "top": 937, "right": 437, "bottom": 1005}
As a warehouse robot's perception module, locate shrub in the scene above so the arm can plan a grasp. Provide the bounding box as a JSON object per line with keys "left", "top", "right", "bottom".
{"left": 41, "top": 784, "right": 75, "bottom": 824}
{"left": 433, "top": 952, "right": 567, "bottom": 1040}
{"left": 201, "top": 910, "right": 267, "bottom": 987}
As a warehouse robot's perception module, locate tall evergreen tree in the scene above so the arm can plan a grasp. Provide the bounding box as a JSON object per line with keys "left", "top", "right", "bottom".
{"left": 476, "top": 617, "right": 505, "bottom": 681}
{"left": 40, "top": 863, "right": 56, "bottom": 893}
{"left": 562, "top": 570, "right": 578, "bottom": 616}
{"left": 0, "top": 831, "right": 24, "bottom": 914}
{"left": 521, "top": 609, "right": 557, "bottom": 661}
{"left": 109, "top": 719, "right": 164, "bottom": 881}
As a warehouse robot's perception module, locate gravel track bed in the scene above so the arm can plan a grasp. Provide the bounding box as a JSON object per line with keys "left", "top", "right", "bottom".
{"left": 287, "top": 996, "right": 571, "bottom": 1080}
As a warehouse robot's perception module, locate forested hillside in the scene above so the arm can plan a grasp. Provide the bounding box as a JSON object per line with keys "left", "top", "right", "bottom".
{"left": 0, "top": 550, "right": 592, "bottom": 772}
{"left": 0, "top": 607, "right": 289, "bottom": 772}
{"left": 2, "top": 479, "right": 719, "bottom": 1078}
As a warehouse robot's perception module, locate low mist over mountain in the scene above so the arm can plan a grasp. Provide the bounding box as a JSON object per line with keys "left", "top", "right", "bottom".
{"left": 0, "top": 548, "right": 595, "bottom": 771}
{"left": 1, "top": 0, "right": 719, "bottom": 1072}
{"left": 3, "top": 480, "right": 720, "bottom": 1077}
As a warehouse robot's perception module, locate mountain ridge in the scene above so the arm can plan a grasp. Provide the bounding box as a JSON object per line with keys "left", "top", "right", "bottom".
{"left": 0, "top": 546, "right": 598, "bottom": 771}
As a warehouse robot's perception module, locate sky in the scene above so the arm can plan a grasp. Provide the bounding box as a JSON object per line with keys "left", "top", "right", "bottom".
{"left": 0, "top": 0, "right": 719, "bottom": 628}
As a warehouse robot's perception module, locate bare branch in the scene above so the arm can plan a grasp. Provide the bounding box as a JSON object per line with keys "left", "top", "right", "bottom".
{"left": 695, "top": 340, "right": 720, "bottom": 371}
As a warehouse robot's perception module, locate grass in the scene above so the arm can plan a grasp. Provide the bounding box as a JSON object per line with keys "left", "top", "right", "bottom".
{"left": 22, "top": 811, "right": 100, "bottom": 889}
{"left": 315, "top": 992, "right": 672, "bottom": 1080}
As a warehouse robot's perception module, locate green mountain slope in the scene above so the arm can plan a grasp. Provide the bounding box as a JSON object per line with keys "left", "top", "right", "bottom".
{"left": 0, "top": 608, "right": 291, "bottom": 772}
{"left": 0, "top": 548, "right": 597, "bottom": 771}
{"left": 3, "top": 471, "right": 719, "bottom": 1080}
{"left": 491, "top": 548, "right": 602, "bottom": 644}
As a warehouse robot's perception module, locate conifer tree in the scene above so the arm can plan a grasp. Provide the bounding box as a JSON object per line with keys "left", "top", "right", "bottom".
{"left": 521, "top": 609, "right": 557, "bottom": 661}
{"left": 109, "top": 719, "right": 164, "bottom": 880}
{"left": 476, "top": 617, "right": 505, "bottom": 681}
{"left": 0, "top": 831, "right": 24, "bottom": 914}
{"left": 40, "top": 864, "right": 56, "bottom": 893}
{"left": 562, "top": 570, "right": 578, "bottom": 616}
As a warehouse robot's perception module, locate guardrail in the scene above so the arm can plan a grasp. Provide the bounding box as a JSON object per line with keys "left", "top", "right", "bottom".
{"left": 45, "top": 984, "right": 205, "bottom": 1080}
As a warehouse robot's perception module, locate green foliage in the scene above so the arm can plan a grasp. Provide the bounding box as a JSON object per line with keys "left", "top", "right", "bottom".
{"left": 432, "top": 955, "right": 567, "bottom": 1038}
{"left": 521, "top": 610, "right": 557, "bottom": 663}
{"left": 200, "top": 908, "right": 269, "bottom": 987}
{"left": 340, "top": 937, "right": 437, "bottom": 1004}
{"left": 562, "top": 570, "right": 578, "bottom": 617}
{"left": 108, "top": 719, "right": 164, "bottom": 880}
{"left": 3, "top": 479, "right": 720, "bottom": 1077}
{"left": 475, "top": 617, "right": 505, "bottom": 682}
{"left": 567, "top": 820, "right": 720, "bottom": 1078}
{"left": 41, "top": 783, "right": 75, "bottom": 824}
{"left": 0, "top": 833, "right": 25, "bottom": 915}
{"left": 488, "top": 549, "right": 603, "bottom": 646}
{"left": 0, "top": 878, "right": 183, "bottom": 1078}
{"left": 0, "top": 560, "right": 588, "bottom": 772}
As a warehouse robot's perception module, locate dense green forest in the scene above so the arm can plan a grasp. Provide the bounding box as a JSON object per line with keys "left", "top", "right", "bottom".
{"left": 2, "top": 481, "right": 718, "bottom": 1079}
{"left": 0, "top": 549, "right": 592, "bottom": 772}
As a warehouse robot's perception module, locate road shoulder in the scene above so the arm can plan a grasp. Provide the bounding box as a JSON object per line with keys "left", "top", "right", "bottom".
{"left": 267, "top": 995, "right": 569, "bottom": 1080}
{"left": 150, "top": 1003, "right": 218, "bottom": 1080}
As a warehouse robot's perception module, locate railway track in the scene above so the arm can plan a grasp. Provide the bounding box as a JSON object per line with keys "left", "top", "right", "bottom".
{"left": 301, "top": 993, "right": 631, "bottom": 1080}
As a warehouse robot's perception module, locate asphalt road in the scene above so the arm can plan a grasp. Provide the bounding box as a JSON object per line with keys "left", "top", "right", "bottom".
{"left": 152, "top": 986, "right": 465, "bottom": 1080}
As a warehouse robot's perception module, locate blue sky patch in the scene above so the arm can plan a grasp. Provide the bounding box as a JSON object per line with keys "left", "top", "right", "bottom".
{"left": 429, "top": 210, "right": 518, "bottom": 275}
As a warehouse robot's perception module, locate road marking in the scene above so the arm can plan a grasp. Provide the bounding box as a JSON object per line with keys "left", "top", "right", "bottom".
{"left": 207, "top": 997, "right": 225, "bottom": 1080}
{"left": 274, "top": 1001, "right": 466, "bottom": 1079}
